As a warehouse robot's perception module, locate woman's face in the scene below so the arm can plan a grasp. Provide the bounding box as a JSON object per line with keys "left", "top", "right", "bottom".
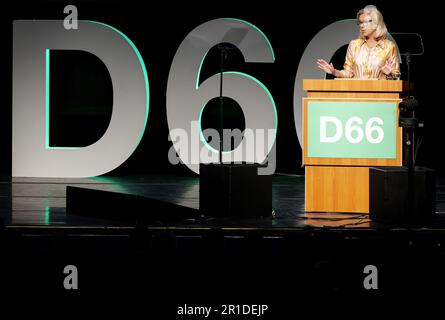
{"left": 358, "top": 13, "right": 377, "bottom": 38}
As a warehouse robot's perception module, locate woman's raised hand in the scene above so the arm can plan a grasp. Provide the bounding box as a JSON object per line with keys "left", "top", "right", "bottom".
{"left": 317, "top": 59, "right": 335, "bottom": 75}
{"left": 381, "top": 57, "right": 396, "bottom": 76}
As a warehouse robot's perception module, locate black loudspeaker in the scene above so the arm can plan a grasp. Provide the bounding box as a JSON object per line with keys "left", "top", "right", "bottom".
{"left": 199, "top": 163, "right": 272, "bottom": 218}
{"left": 66, "top": 186, "right": 200, "bottom": 223}
{"left": 369, "top": 167, "right": 436, "bottom": 224}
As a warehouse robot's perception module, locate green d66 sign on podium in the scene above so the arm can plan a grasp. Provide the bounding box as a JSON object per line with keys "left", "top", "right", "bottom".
{"left": 307, "top": 101, "right": 397, "bottom": 159}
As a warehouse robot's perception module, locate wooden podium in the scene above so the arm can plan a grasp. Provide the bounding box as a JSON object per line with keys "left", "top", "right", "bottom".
{"left": 303, "top": 79, "right": 408, "bottom": 213}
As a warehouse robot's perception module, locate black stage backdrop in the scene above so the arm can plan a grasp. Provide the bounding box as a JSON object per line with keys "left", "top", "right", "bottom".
{"left": 0, "top": 0, "right": 437, "bottom": 177}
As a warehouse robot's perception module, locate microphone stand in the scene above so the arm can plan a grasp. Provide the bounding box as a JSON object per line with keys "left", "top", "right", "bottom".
{"left": 217, "top": 44, "right": 236, "bottom": 163}
{"left": 406, "top": 55, "right": 413, "bottom": 230}
{"left": 218, "top": 45, "right": 227, "bottom": 164}
{"left": 392, "top": 32, "right": 424, "bottom": 228}
{"left": 218, "top": 45, "right": 230, "bottom": 215}
{"left": 400, "top": 54, "right": 417, "bottom": 229}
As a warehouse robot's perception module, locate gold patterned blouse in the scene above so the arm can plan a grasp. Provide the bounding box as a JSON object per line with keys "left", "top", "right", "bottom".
{"left": 337, "top": 38, "right": 401, "bottom": 79}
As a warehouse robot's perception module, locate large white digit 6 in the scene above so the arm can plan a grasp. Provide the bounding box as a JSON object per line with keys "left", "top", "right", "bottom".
{"left": 167, "top": 18, "right": 277, "bottom": 174}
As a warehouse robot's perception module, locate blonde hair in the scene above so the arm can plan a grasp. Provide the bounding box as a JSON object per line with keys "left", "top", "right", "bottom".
{"left": 357, "top": 5, "right": 388, "bottom": 40}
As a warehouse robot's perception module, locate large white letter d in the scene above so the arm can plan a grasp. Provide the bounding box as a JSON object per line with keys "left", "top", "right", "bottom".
{"left": 13, "top": 20, "right": 149, "bottom": 178}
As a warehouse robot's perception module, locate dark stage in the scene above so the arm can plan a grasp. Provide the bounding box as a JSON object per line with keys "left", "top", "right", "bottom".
{"left": 1, "top": 0, "right": 444, "bottom": 314}
{"left": 2, "top": 174, "right": 445, "bottom": 308}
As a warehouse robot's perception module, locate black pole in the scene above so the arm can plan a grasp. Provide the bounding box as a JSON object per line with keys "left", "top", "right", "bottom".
{"left": 219, "top": 48, "right": 224, "bottom": 164}
{"left": 405, "top": 54, "right": 413, "bottom": 229}
{"left": 406, "top": 126, "right": 414, "bottom": 228}
{"left": 406, "top": 55, "right": 411, "bottom": 98}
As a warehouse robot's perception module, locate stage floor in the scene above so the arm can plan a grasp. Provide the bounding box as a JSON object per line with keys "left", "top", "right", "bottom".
{"left": 1, "top": 173, "right": 445, "bottom": 229}
{"left": 2, "top": 174, "right": 445, "bottom": 299}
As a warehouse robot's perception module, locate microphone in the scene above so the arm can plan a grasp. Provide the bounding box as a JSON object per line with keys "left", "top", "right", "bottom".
{"left": 217, "top": 43, "right": 237, "bottom": 60}
{"left": 390, "top": 32, "right": 424, "bottom": 56}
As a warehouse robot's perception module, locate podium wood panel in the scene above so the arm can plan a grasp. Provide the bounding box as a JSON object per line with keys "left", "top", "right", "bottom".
{"left": 305, "top": 166, "right": 369, "bottom": 213}
{"left": 303, "top": 79, "right": 409, "bottom": 93}
{"left": 307, "top": 92, "right": 402, "bottom": 99}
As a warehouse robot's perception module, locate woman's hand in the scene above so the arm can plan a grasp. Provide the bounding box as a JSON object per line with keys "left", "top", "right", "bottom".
{"left": 317, "top": 59, "right": 336, "bottom": 75}
{"left": 381, "top": 57, "right": 396, "bottom": 76}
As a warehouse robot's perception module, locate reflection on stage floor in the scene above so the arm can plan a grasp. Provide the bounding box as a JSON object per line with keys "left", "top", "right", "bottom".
{"left": 2, "top": 174, "right": 445, "bottom": 230}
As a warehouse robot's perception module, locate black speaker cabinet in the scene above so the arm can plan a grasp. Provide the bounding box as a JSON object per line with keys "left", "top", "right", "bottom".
{"left": 369, "top": 167, "right": 436, "bottom": 224}
{"left": 199, "top": 163, "right": 272, "bottom": 218}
